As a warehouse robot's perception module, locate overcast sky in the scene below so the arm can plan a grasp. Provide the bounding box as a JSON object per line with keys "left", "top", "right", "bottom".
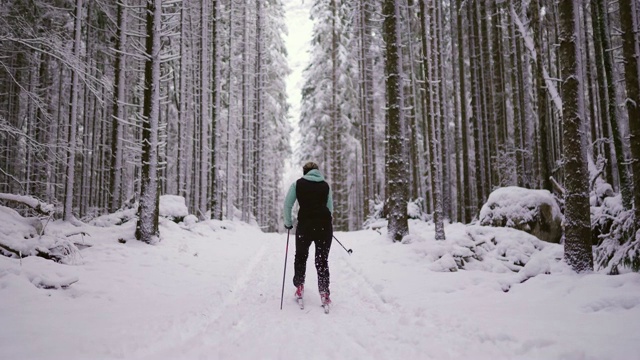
{"left": 283, "top": 0, "right": 313, "bottom": 181}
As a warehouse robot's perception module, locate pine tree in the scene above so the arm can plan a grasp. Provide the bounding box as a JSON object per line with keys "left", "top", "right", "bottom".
{"left": 559, "top": 0, "right": 593, "bottom": 272}
{"left": 418, "top": 0, "right": 445, "bottom": 240}
{"left": 63, "top": 0, "right": 83, "bottom": 221}
{"left": 383, "top": 0, "right": 408, "bottom": 242}
{"left": 110, "top": 1, "right": 127, "bottom": 213}
{"left": 136, "top": 0, "right": 163, "bottom": 244}
{"left": 620, "top": 0, "right": 640, "bottom": 231}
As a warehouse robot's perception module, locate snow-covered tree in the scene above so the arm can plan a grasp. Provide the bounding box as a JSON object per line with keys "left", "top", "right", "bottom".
{"left": 298, "top": 0, "right": 357, "bottom": 231}
{"left": 558, "top": 0, "right": 593, "bottom": 272}
{"left": 382, "top": 0, "right": 409, "bottom": 242}
{"left": 136, "top": 0, "right": 164, "bottom": 244}
{"left": 619, "top": 0, "right": 640, "bottom": 231}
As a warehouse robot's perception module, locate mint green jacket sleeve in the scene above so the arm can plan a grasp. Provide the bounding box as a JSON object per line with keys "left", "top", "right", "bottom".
{"left": 327, "top": 188, "right": 333, "bottom": 214}
{"left": 283, "top": 182, "right": 297, "bottom": 227}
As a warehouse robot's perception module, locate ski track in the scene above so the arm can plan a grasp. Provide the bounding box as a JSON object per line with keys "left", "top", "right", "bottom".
{"left": 137, "top": 233, "right": 511, "bottom": 360}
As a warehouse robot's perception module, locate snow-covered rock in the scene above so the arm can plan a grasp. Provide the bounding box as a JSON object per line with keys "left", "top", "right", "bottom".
{"left": 479, "top": 186, "right": 562, "bottom": 243}
{"left": 159, "top": 195, "right": 189, "bottom": 222}
{"left": 182, "top": 214, "right": 198, "bottom": 227}
{"left": 89, "top": 208, "right": 137, "bottom": 227}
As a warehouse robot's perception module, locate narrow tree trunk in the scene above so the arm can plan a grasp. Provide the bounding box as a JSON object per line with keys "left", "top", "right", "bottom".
{"left": 436, "top": 0, "right": 451, "bottom": 221}
{"left": 136, "top": 0, "right": 162, "bottom": 243}
{"left": 253, "top": 0, "right": 263, "bottom": 225}
{"left": 64, "top": 0, "right": 83, "bottom": 221}
{"left": 225, "top": 0, "right": 235, "bottom": 220}
{"left": 508, "top": 1, "right": 524, "bottom": 187}
{"left": 357, "top": 0, "right": 373, "bottom": 221}
{"left": 590, "top": 0, "right": 616, "bottom": 189}
{"left": 451, "top": 0, "right": 463, "bottom": 222}
{"left": 491, "top": 0, "right": 511, "bottom": 185}
{"left": 478, "top": 0, "right": 495, "bottom": 192}
{"left": 457, "top": 0, "right": 472, "bottom": 223}
{"left": 178, "top": 3, "right": 188, "bottom": 201}
{"left": 210, "top": 0, "right": 220, "bottom": 220}
{"left": 422, "top": 0, "right": 445, "bottom": 239}
{"left": 199, "top": 0, "right": 209, "bottom": 219}
{"left": 110, "top": 1, "right": 127, "bottom": 212}
{"left": 469, "top": 1, "right": 485, "bottom": 215}
{"left": 364, "top": 0, "right": 377, "bottom": 215}
{"left": 620, "top": 0, "right": 640, "bottom": 230}
{"left": 531, "top": 0, "right": 553, "bottom": 192}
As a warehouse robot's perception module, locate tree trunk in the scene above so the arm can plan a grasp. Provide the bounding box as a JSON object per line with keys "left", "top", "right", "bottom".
{"left": 620, "top": 0, "right": 640, "bottom": 230}
{"left": 421, "top": 0, "right": 445, "bottom": 239}
{"left": 559, "top": 0, "right": 593, "bottom": 272}
{"left": 469, "top": 0, "right": 485, "bottom": 215}
{"left": 210, "top": 0, "right": 219, "bottom": 220}
{"left": 457, "top": 0, "right": 472, "bottom": 223}
{"left": 531, "top": 0, "right": 552, "bottom": 192}
{"left": 590, "top": 0, "right": 616, "bottom": 189}
{"left": 383, "top": 0, "right": 409, "bottom": 241}
{"left": 199, "top": 0, "right": 209, "bottom": 220}
{"left": 491, "top": 0, "right": 510, "bottom": 185}
{"left": 110, "top": 1, "right": 126, "bottom": 213}
{"left": 253, "top": 0, "right": 263, "bottom": 225}
{"left": 64, "top": 0, "right": 83, "bottom": 221}
{"left": 136, "top": 0, "right": 162, "bottom": 244}
{"left": 596, "top": 0, "right": 631, "bottom": 209}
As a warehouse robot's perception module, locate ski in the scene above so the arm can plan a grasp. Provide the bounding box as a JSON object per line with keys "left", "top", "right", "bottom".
{"left": 297, "top": 297, "right": 304, "bottom": 310}
{"left": 322, "top": 304, "right": 330, "bottom": 314}
{"left": 320, "top": 292, "right": 331, "bottom": 314}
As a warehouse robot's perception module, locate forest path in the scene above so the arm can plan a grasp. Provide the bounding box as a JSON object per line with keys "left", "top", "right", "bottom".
{"left": 136, "top": 232, "right": 505, "bottom": 360}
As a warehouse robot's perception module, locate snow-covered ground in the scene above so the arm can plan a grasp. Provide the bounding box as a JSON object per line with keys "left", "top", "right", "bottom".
{"left": 2, "top": 209, "right": 640, "bottom": 360}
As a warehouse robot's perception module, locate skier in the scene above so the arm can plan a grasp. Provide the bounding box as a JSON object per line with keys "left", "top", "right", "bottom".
{"left": 283, "top": 162, "right": 333, "bottom": 311}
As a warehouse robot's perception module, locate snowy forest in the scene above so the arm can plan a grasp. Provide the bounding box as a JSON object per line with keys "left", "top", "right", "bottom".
{"left": 0, "top": 0, "right": 292, "bottom": 235}
{"left": 1, "top": 0, "right": 640, "bottom": 274}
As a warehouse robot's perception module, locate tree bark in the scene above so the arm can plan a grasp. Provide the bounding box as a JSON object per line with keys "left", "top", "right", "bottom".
{"left": 200, "top": 0, "right": 209, "bottom": 220}
{"left": 383, "top": 0, "right": 409, "bottom": 241}
{"left": 457, "top": 0, "right": 472, "bottom": 223}
{"left": 531, "top": 0, "right": 552, "bottom": 192}
{"left": 210, "top": 0, "right": 220, "bottom": 220}
{"left": 559, "top": 0, "right": 593, "bottom": 272}
{"left": 64, "top": 0, "right": 83, "bottom": 222}
{"left": 135, "top": 0, "right": 162, "bottom": 244}
{"left": 110, "top": 1, "right": 126, "bottom": 213}
{"left": 620, "top": 0, "right": 640, "bottom": 231}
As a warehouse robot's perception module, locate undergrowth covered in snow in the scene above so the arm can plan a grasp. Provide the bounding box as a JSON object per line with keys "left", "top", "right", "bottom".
{"left": 1, "top": 197, "right": 640, "bottom": 359}
{"left": 590, "top": 170, "right": 640, "bottom": 274}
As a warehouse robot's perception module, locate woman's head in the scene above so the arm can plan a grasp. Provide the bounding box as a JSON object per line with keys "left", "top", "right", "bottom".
{"left": 303, "top": 162, "right": 319, "bottom": 175}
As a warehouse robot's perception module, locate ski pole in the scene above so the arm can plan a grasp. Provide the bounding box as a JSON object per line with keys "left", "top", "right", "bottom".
{"left": 280, "top": 229, "right": 291, "bottom": 310}
{"left": 332, "top": 235, "right": 353, "bottom": 255}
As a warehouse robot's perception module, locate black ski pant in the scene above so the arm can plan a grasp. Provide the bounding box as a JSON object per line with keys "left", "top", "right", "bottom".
{"left": 293, "top": 222, "right": 332, "bottom": 295}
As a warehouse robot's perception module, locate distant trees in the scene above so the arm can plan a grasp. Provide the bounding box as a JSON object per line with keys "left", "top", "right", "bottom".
{"left": 0, "top": 0, "right": 290, "bottom": 235}
{"left": 2, "top": 0, "right": 640, "bottom": 271}
{"left": 297, "top": 0, "right": 639, "bottom": 266}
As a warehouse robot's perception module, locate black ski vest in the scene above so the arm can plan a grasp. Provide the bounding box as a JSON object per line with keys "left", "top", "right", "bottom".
{"left": 296, "top": 178, "right": 331, "bottom": 226}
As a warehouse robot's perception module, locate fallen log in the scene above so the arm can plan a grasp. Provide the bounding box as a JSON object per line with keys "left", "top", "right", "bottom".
{"left": 0, "top": 193, "right": 54, "bottom": 215}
